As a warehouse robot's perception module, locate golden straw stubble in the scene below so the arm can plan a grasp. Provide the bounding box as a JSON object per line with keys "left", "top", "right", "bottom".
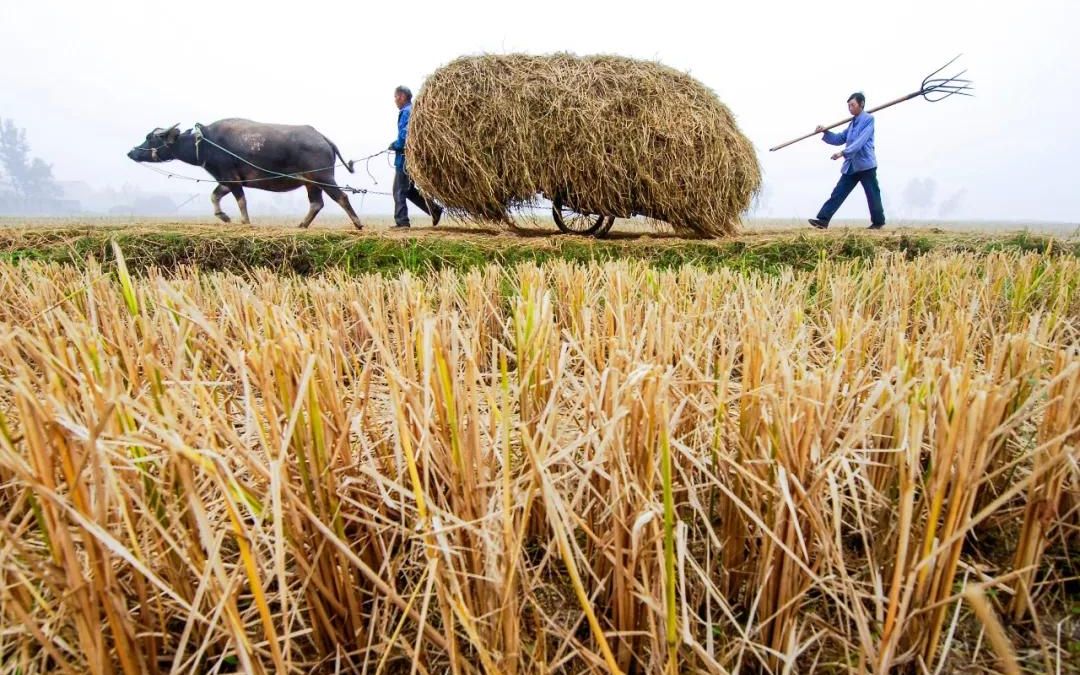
{"left": 1, "top": 250, "right": 1077, "bottom": 674}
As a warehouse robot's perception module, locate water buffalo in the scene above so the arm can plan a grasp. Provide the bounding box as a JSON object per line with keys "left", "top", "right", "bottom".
{"left": 127, "top": 119, "right": 363, "bottom": 229}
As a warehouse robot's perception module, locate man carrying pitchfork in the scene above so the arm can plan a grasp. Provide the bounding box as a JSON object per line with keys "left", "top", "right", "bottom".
{"left": 808, "top": 92, "right": 886, "bottom": 230}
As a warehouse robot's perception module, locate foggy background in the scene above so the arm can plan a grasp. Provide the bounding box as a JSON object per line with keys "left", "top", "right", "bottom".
{"left": 1, "top": 0, "right": 1077, "bottom": 226}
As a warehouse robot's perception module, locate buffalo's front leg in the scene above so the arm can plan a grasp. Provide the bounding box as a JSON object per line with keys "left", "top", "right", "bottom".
{"left": 322, "top": 184, "right": 363, "bottom": 230}
{"left": 210, "top": 184, "right": 232, "bottom": 223}
{"left": 298, "top": 185, "right": 324, "bottom": 229}
{"left": 229, "top": 185, "right": 250, "bottom": 225}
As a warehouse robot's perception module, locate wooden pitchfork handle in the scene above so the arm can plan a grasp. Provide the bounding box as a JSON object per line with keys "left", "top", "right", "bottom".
{"left": 768, "top": 90, "right": 923, "bottom": 152}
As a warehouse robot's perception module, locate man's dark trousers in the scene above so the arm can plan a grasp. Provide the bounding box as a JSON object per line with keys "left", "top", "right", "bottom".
{"left": 393, "top": 168, "right": 434, "bottom": 226}
{"left": 817, "top": 167, "right": 885, "bottom": 227}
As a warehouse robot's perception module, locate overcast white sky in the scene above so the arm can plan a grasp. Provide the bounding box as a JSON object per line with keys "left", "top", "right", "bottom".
{"left": 1, "top": 0, "right": 1077, "bottom": 223}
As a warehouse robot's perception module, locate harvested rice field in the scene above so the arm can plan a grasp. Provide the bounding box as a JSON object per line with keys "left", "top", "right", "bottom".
{"left": 0, "top": 221, "right": 1078, "bottom": 674}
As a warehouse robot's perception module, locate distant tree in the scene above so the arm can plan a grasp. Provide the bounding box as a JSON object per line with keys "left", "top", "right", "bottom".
{"left": 0, "top": 118, "right": 59, "bottom": 199}
{"left": 938, "top": 188, "right": 967, "bottom": 218}
{"left": 0, "top": 119, "right": 30, "bottom": 196}
{"left": 25, "top": 158, "right": 61, "bottom": 199}
{"left": 902, "top": 177, "right": 937, "bottom": 217}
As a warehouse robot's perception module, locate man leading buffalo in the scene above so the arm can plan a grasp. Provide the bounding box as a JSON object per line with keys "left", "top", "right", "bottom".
{"left": 389, "top": 86, "right": 442, "bottom": 229}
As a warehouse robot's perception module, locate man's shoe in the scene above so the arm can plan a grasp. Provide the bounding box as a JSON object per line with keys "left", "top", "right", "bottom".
{"left": 809, "top": 218, "right": 828, "bottom": 229}
{"left": 868, "top": 223, "right": 885, "bottom": 230}
{"left": 392, "top": 223, "right": 411, "bottom": 229}
{"left": 432, "top": 208, "right": 442, "bottom": 227}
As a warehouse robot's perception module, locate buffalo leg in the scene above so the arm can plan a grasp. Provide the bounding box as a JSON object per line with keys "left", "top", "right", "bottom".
{"left": 322, "top": 184, "right": 363, "bottom": 230}
{"left": 211, "top": 184, "right": 232, "bottom": 223}
{"left": 298, "top": 185, "right": 324, "bottom": 229}
{"left": 229, "top": 185, "right": 250, "bottom": 225}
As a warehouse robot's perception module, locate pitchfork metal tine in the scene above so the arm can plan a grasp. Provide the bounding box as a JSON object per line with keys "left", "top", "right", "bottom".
{"left": 924, "top": 78, "right": 971, "bottom": 92}
{"left": 924, "top": 87, "right": 974, "bottom": 102}
{"left": 922, "top": 54, "right": 965, "bottom": 85}
{"left": 921, "top": 56, "right": 974, "bottom": 103}
{"left": 924, "top": 93, "right": 964, "bottom": 103}
{"left": 929, "top": 68, "right": 970, "bottom": 84}
{"left": 926, "top": 88, "right": 974, "bottom": 97}
{"left": 940, "top": 69, "right": 970, "bottom": 85}
{"left": 924, "top": 83, "right": 973, "bottom": 94}
{"left": 922, "top": 61, "right": 972, "bottom": 94}
{"left": 924, "top": 80, "right": 974, "bottom": 92}
{"left": 926, "top": 80, "right": 974, "bottom": 91}
{"left": 926, "top": 87, "right": 972, "bottom": 94}
{"left": 927, "top": 73, "right": 971, "bottom": 82}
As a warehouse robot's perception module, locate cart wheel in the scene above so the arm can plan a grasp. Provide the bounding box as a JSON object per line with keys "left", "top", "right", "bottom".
{"left": 595, "top": 216, "right": 617, "bottom": 238}
{"left": 552, "top": 195, "right": 607, "bottom": 235}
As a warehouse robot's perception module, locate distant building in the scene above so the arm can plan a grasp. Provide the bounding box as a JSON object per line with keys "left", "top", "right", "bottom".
{"left": 0, "top": 188, "right": 81, "bottom": 215}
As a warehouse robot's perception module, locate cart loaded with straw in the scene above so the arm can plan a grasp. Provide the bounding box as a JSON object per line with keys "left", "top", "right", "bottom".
{"left": 405, "top": 53, "right": 762, "bottom": 238}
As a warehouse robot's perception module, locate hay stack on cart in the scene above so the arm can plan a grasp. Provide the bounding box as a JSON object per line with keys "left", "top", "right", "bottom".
{"left": 406, "top": 53, "right": 761, "bottom": 237}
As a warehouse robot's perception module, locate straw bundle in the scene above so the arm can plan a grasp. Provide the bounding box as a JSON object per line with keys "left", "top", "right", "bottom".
{"left": 406, "top": 53, "right": 761, "bottom": 236}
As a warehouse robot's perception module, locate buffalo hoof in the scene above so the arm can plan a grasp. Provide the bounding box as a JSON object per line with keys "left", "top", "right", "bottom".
{"left": 215, "top": 212, "right": 231, "bottom": 224}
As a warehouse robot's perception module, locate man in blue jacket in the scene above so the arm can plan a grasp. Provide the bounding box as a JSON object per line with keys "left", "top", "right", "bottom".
{"left": 808, "top": 92, "right": 885, "bottom": 230}
{"left": 389, "top": 86, "right": 442, "bottom": 228}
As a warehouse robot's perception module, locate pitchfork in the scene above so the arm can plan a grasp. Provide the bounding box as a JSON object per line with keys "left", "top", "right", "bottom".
{"left": 769, "top": 55, "right": 973, "bottom": 152}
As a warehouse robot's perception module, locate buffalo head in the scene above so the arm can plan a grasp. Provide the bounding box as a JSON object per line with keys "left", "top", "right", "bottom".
{"left": 127, "top": 124, "right": 181, "bottom": 162}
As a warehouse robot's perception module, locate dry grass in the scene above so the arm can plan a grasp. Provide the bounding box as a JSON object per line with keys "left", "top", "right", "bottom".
{"left": 406, "top": 53, "right": 761, "bottom": 237}
{"left": 2, "top": 215, "right": 1075, "bottom": 239}
{"left": 0, "top": 249, "right": 1079, "bottom": 674}
{"left": 2, "top": 221, "right": 1075, "bottom": 284}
